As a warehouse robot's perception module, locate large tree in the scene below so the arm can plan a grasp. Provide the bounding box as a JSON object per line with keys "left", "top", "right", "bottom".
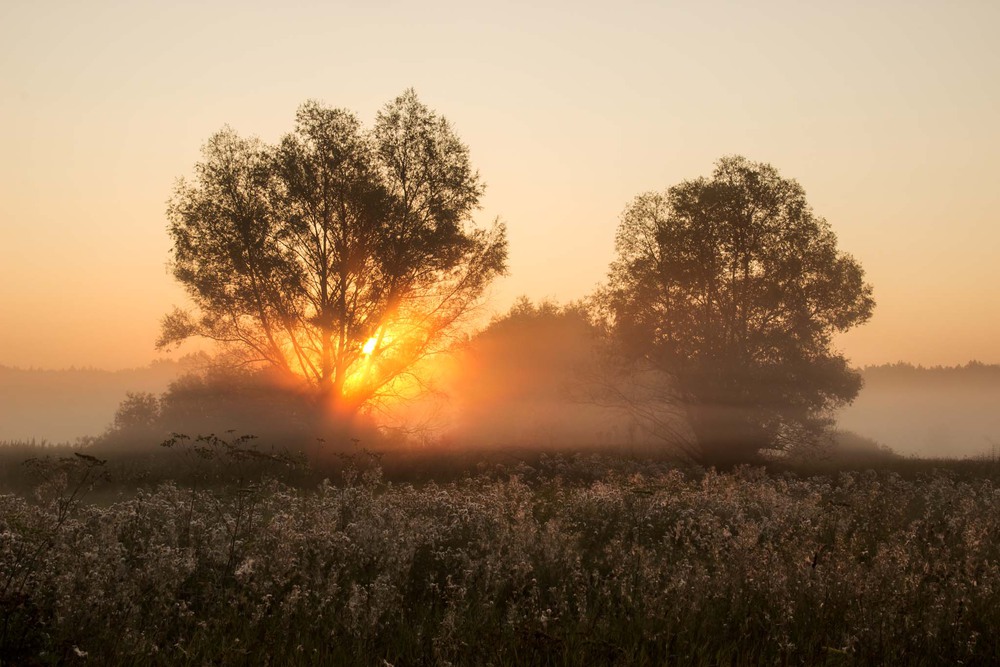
{"left": 600, "top": 156, "right": 874, "bottom": 465}
{"left": 159, "top": 90, "right": 507, "bottom": 412}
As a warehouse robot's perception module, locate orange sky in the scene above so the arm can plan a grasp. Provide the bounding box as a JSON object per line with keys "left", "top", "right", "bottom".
{"left": 2, "top": 0, "right": 998, "bottom": 370}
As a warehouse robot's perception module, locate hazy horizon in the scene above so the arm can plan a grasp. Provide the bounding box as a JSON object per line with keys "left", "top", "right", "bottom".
{"left": 3, "top": 349, "right": 999, "bottom": 460}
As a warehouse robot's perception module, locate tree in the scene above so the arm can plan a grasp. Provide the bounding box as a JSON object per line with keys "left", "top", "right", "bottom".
{"left": 110, "top": 391, "right": 161, "bottom": 432}
{"left": 159, "top": 90, "right": 507, "bottom": 413}
{"left": 409, "top": 297, "right": 643, "bottom": 449}
{"left": 600, "top": 156, "right": 874, "bottom": 465}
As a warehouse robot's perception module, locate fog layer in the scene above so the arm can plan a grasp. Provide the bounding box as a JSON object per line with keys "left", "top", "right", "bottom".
{"left": 3, "top": 342, "right": 998, "bottom": 461}
{"left": 838, "top": 362, "right": 1000, "bottom": 458}
{"left": 0, "top": 360, "right": 184, "bottom": 443}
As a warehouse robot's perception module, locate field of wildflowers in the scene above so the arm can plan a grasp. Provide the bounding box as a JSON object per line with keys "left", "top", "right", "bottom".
{"left": 1, "top": 449, "right": 999, "bottom": 665}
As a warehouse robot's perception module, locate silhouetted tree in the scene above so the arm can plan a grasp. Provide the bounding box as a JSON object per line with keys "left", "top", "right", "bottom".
{"left": 436, "top": 298, "right": 635, "bottom": 449}
{"left": 599, "top": 156, "right": 874, "bottom": 465}
{"left": 160, "top": 90, "right": 507, "bottom": 413}
{"left": 111, "top": 391, "right": 161, "bottom": 432}
{"left": 466, "top": 297, "right": 598, "bottom": 402}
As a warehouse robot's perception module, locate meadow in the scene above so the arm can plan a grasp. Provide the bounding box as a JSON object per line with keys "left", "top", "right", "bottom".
{"left": 2, "top": 438, "right": 999, "bottom": 666}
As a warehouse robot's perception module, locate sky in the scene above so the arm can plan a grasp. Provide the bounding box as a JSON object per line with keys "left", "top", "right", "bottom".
{"left": 1, "top": 0, "right": 998, "bottom": 370}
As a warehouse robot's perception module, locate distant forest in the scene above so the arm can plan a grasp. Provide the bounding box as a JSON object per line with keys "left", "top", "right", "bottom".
{"left": 859, "top": 361, "right": 1000, "bottom": 383}
{"left": 3, "top": 359, "right": 998, "bottom": 459}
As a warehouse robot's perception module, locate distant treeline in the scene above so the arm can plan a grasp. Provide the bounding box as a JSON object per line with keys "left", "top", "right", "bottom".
{"left": 861, "top": 361, "right": 1000, "bottom": 383}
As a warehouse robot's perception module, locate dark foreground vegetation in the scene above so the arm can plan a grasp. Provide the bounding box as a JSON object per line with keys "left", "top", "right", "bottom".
{"left": 2, "top": 439, "right": 999, "bottom": 666}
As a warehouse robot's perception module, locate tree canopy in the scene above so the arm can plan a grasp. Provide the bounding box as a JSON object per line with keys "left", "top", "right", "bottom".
{"left": 600, "top": 156, "right": 875, "bottom": 464}
{"left": 160, "top": 90, "right": 507, "bottom": 412}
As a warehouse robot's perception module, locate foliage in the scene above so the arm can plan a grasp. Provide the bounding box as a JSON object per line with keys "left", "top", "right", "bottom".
{"left": 471, "top": 297, "right": 599, "bottom": 401}
{"left": 600, "top": 156, "right": 875, "bottom": 465}
{"left": 2, "top": 460, "right": 999, "bottom": 665}
{"left": 410, "top": 298, "right": 653, "bottom": 450}
{"left": 96, "top": 369, "right": 326, "bottom": 456}
{"left": 156, "top": 367, "right": 328, "bottom": 445}
{"left": 160, "top": 90, "right": 507, "bottom": 412}
{"left": 110, "top": 391, "right": 161, "bottom": 433}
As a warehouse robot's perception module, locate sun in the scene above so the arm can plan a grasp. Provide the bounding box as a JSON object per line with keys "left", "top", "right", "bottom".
{"left": 362, "top": 336, "right": 378, "bottom": 356}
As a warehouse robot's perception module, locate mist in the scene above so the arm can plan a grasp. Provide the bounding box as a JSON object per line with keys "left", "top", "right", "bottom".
{"left": 838, "top": 362, "right": 1000, "bottom": 459}
{"left": 390, "top": 300, "right": 669, "bottom": 452}
{"left": 0, "top": 359, "right": 186, "bottom": 443}
{"left": 5, "top": 321, "right": 998, "bottom": 465}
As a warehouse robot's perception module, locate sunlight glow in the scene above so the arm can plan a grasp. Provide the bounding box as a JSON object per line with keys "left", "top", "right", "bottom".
{"left": 362, "top": 336, "right": 377, "bottom": 356}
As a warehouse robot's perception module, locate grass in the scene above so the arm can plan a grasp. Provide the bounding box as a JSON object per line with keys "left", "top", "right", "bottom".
{"left": 2, "top": 436, "right": 1000, "bottom": 665}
